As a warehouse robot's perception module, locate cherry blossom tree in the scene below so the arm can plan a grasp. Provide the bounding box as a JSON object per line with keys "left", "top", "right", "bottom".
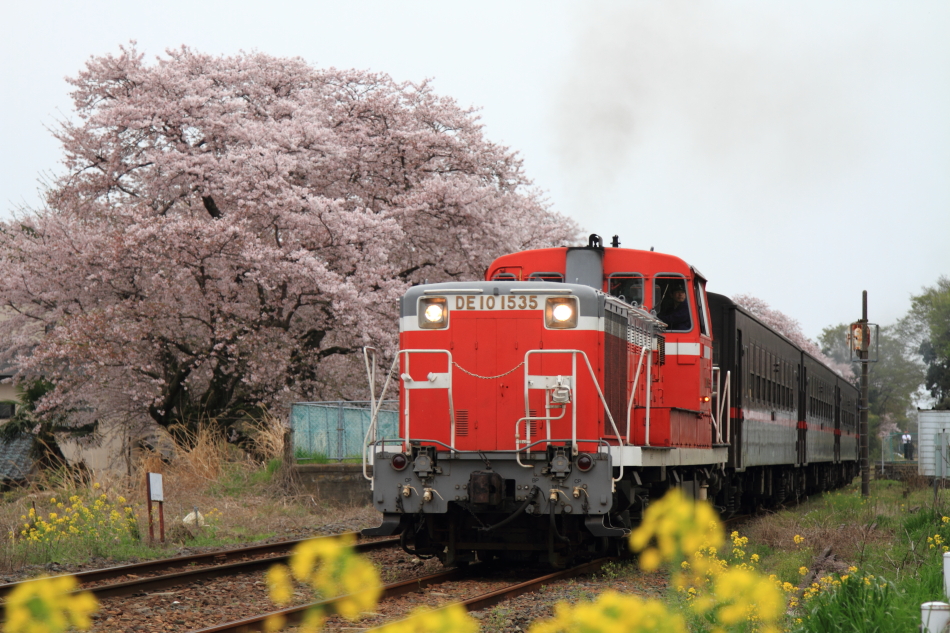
{"left": 732, "top": 294, "right": 853, "bottom": 379}
{"left": 0, "top": 45, "right": 579, "bottom": 433}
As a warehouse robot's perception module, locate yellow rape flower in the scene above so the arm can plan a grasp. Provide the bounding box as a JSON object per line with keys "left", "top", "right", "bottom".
{"left": 266, "top": 564, "right": 293, "bottom": 606}
{"left": 530, "top": 590, "right": 686, "bottom": 633}
{"left": 629, "top": 488, "right": 724, "bottom": 569}
{"left": 4, "top": 575, "right": 98, "bottom": 633}
{"left": 377, "top": 604, "right": 478, "bottom": 633}
{"left": 280, "top": 535, "right": 382, "bottom": 621}
{"left": 708, "top": 567, "right": 785, "bottom": 627}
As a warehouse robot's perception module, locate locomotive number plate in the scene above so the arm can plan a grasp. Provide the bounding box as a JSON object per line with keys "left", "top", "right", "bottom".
{"left": 452, "top": 295, "right": 539, "bottom": 310}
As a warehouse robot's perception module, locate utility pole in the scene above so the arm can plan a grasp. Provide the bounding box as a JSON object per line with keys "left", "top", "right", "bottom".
{"left": 859, "top": 291, "right": 870, "bottom": 497}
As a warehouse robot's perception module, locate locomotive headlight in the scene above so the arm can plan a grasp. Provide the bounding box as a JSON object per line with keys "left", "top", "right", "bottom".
{"left": 418, "top": 297, "right": 448, "bottom": 329}
{"left": 552, "top": 304, "right": 573, "bottom": 322}
{"left": 545, "top": 297, "right": 578, "bottom": 329}
{"left": 425, "top": 303, "right": 444, "bottom": 322}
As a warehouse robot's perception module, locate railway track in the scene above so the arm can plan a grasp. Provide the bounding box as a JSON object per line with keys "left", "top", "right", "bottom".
{"left": 0, "top": 533, "right": 398, "bottom": 606}
{"left": 192, "top": 557, "right": 615, "bottom": 633}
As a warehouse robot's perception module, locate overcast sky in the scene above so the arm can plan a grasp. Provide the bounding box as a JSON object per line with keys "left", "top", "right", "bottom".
{"left": 2, "top": 1, "right": 948, "bottom": 338}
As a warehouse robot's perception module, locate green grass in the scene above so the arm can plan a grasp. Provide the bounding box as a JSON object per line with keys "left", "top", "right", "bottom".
{"left": 249, "top": 458, "right": 283, "bottom": 485}
{"left": 293, "top": 448, "right": 362, "bottom": 463}
{"left": 753, "top": 479, "right": 950, "bottom": 632}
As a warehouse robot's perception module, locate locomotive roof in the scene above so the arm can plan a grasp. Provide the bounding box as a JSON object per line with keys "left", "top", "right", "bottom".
{"left": 487, "top": 246, "right": 697, "bottom": 278}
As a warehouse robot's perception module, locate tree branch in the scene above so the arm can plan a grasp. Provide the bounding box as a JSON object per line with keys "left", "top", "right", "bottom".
{"left": 202, "top": 195, "right": 222, "bottom": 219}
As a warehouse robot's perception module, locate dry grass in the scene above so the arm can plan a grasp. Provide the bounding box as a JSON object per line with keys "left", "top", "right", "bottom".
{"left": 0, "top": 418, "right": 376, "bottom": 572}
{"left": 746, "top": 502, "right": 893, "bottom": 565}
{"left": 741, "top": 478, "right": 945, "bottom": 586}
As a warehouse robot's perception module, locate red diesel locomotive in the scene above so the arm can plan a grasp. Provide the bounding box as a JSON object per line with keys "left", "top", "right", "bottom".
{"left": 363, "top": 235, "right": 858, "bottom": 566}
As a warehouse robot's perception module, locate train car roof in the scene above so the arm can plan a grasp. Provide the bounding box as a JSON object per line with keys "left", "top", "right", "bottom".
{"left": 708, "top": 292, "right": 851, "bottom": 382}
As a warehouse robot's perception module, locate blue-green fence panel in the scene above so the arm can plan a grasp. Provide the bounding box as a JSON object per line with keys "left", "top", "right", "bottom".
{"left": 290, "top": 401, "right": 398, "bottom": 461}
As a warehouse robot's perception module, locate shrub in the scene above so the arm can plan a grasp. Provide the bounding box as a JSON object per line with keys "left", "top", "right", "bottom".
{"left": 14, "top": 484, "right": 142, "bottom": 563}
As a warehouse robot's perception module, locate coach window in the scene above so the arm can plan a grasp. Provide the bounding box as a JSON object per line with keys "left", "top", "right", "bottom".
{"left": 654, "top": 276, "right": 692, "bottom": 332}
{"left": 491, "top": 272, "right": 518, "bottom": 281}
{"left": 757, "top": 347, "right": 763, "bottom": 403}
{"left": 609, "top": 273, "right": 643, "bottom": 306}
{"left": 528, "top": 272, "right": 564, "bottom": 282}
{"left": 752, "top": 345, "right": 762, "bottom": 402}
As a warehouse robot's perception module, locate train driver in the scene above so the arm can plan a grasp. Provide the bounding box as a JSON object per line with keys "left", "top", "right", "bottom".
{"left": 658, "top": 283, "right": 692, "bottom": 331}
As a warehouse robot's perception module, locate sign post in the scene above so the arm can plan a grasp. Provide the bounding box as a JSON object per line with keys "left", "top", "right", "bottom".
{"left": 147, "top": 473, "right": 165, "bottom": 544}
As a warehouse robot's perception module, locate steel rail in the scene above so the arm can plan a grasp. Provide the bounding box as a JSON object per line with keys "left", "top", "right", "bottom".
{"left": 362, "top": 557, "right": 615, "bottom": 632}
{"left": 190, "top": 557, "right": 615, "bottom": 633}
{"left": 189, "top": 565, "right": 473, "bottom": 633}
{"left": 0, "top": 535, "right": 398, "bottom": 605}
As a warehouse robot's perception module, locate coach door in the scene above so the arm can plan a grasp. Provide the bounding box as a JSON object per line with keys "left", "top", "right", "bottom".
{"left": 834, "top": 385, "right": 841, "bottom": 463}
{"left": 797, "top": 366, "right": 807, "bottom": 466}
{"left": 732, "top": 331, "right": 744, "bottom": 469}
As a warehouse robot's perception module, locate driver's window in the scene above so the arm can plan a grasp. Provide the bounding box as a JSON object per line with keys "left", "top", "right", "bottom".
{"left": 654, "top": 277, "right": 692, "bottom": 332}
{"left": 692, "top": 279, "right": 709, "bottom": 336}
{"left": 608, "top": 273, "right": 643, "bottom": 306}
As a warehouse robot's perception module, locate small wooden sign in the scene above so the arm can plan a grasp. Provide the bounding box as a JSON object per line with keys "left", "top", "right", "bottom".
{"left": 148, "top": 473, "right": 164, "bottom": 501}
{"left": 146, "top": 472, "right": 165, "bottom": 544}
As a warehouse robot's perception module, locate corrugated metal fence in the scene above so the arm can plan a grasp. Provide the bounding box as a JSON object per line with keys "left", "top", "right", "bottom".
{"left": 290, "top": 401, "right": 398, "bottom": 461}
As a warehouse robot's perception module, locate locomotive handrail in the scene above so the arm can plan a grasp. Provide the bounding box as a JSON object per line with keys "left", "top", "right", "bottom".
{"left": 523, "top": 349, "right": 625, "bottom": 490}
{"left": 645, "top": 339, "right": 653, "bottom": 446}
{"left": 396, "top": 349, "right": 456, "bottom": 453}
{"left": 367, "top": 436, "right": 612, "bottom": 455}
{"left": 625, "top": 344, "right": 649, "bottom": 445}
{"left": 362, "top": 347, "right": 402, "bottom": 483}
{"left": 361, "top": 347, "right": 381, "bottom": 483}
{"left": 710, "top": 367, "right": 731, "bottom": 445}
{"left": 726, "top": 371, "right": 731, "bottom": 443}
{"left": 361, "top": 347, "right": 458, "bottom": 482}
{"left": 514, "top": 402, "right": 568, "bottom": 468}
{"left": 710, "top": 365, "right": 720, "bottom": 444}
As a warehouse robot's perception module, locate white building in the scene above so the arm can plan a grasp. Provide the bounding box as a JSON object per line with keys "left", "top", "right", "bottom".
{"left": 918, "top": 409, "right": 950, "bottom": 478}
{"left": 0, "top": 359, "right": 17, "bottom": 421}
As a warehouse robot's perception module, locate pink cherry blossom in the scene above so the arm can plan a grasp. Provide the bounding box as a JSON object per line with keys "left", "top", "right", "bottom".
{"left": 732, "top": 294, "right": 853, "bottom": 379}
{"left": 0, "top": 45, "right": 580, "bottom": 431}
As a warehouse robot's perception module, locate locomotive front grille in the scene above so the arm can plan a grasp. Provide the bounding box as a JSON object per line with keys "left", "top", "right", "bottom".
{"left": 456, "top": 410, "right": 469, "bottom": 436}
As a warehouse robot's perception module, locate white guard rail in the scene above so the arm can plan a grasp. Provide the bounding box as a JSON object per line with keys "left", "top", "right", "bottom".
{"left": 361, "top": 347, "right": 456, "bottom": 481}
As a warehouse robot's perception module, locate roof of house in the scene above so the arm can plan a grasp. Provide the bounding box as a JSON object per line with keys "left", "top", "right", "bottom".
{"left": 0, "top": 435, "right": 33, "bottom": 482}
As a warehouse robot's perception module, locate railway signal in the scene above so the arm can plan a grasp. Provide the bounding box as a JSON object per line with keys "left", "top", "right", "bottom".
{"left": 850, "top": 292, "right": 879, "bottom": 498}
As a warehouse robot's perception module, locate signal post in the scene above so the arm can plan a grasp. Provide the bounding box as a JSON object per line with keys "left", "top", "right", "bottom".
{"left": 850, "top": 291, "right": 876, "bottom": 498}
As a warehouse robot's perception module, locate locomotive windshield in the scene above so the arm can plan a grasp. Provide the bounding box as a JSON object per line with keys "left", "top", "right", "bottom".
{"left": 608, "top": 273, "right": 643, "bottom": 306}
{"left": 654, "top": 276, "right": 692, "bottom": 332}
